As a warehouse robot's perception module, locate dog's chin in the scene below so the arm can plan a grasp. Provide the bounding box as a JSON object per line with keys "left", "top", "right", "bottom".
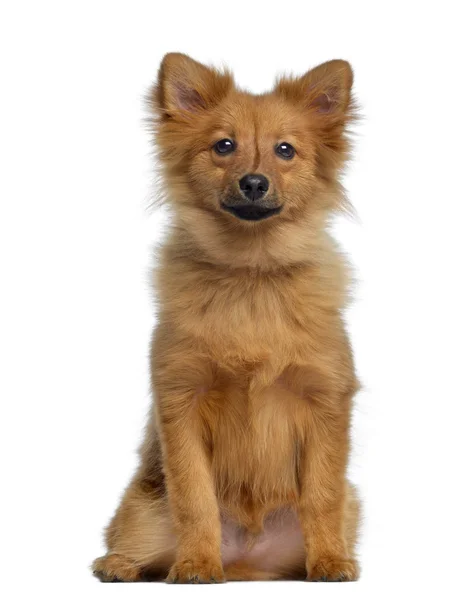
{"left": 221, "top": 203, "right": 283, "bottom": 222}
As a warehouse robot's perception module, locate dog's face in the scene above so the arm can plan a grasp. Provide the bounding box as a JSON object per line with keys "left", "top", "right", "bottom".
{"left": 187, "top": 94, "right": 306, "bottom": 223}
{"left": 152, "top": 54, "right": 354, "bottom": 223}
{"left": 151, "top": 54, "right": 354, "bottom": 266}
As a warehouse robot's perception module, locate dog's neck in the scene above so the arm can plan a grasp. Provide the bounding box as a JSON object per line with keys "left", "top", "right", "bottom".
{"left": 169, "top": 206, "right": 334, "bottom": 273}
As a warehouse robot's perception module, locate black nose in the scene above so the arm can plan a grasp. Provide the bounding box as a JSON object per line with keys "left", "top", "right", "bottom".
{"left": 239, "top": 173, "right": 269, "bottom": 202}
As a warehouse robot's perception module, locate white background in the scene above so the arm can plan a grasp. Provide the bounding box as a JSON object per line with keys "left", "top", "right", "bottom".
{"left": 1, "top": 1, "right": 471, "bottom": 598}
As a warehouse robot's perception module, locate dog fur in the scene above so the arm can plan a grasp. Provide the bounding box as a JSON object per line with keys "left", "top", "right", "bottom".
{"left": 93, "top": 52, "right": 360, "bottom": 583}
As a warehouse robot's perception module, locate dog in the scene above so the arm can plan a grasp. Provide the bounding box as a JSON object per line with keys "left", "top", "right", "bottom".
{"left": 93, "top": 52, "right": 360, "bottom": 583}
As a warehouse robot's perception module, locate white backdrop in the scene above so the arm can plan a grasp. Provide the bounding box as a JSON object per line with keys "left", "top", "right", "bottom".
{"left": 1, "top": 1, "right": 471, "bottom": 598}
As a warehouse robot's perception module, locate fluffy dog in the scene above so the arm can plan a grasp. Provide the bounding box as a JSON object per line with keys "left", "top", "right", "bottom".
{"left": 93, "top": 52, "right": 360, "bottom": 582}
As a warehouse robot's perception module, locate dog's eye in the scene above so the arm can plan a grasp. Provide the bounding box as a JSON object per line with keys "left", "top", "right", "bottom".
{"left": 275, "top": 142, "right": 295, "bottom": 160}
{"left": 214, "top": 138, "right": 236, "bottom": 155}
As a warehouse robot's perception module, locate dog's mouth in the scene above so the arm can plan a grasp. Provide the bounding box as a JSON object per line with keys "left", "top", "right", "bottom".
{"left": 221, "top": 203, "right": 283, "bottom": 221}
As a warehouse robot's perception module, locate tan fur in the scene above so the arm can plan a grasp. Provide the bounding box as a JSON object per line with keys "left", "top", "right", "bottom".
{"left": 93, "top": 53, "right": 361, "bottom": 583}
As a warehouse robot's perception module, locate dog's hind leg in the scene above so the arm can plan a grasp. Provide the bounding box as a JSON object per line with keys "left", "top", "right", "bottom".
{"left": 345, "top": 481, "right": 361, "bottom": 559}
{"left": 92, "top": 478, "right": 176, "bottom": 582}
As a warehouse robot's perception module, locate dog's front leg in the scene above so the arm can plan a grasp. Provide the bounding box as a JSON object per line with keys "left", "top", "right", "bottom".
{"left": 298, "top": 387, "right": 359, "bottom": 582}
{"left": 152, "top": 339, "right": 224, "bottom": 583}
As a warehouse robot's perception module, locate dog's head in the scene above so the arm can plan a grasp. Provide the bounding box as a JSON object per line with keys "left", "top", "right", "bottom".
{"left": 150, "top": 53, "right": 355, "bottom": 265}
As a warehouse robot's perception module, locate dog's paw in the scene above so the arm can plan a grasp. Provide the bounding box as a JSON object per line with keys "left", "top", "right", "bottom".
{"left": 166, "top": 558, "right": 225, "bottom": 584}
{"left": 92, "top": 554, "right": 141, "bottom": 582}
{"left": 306, "top": 557, "right": 359, "bottom": 582}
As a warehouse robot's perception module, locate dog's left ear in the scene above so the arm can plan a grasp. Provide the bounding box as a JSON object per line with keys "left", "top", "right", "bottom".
{"left": 276, "top": 59, "right": 353, "bottom": 118}
{"left": 153, "top": 53, "right": 233, "bottom": 121}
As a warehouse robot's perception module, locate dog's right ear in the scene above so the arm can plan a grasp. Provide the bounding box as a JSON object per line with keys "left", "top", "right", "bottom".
{"left": 153, "top": 53, "right": 233, "bottom": 120}
{"left": 275, "top": 60, "right": 353, "bottom": 117}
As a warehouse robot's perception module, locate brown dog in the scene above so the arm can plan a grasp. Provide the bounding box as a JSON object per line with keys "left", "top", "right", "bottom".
{"left": 93, "top": 53, "right": 360, "bottom": 583}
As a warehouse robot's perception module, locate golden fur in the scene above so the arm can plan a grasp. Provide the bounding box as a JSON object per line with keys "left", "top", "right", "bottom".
{"left": 93, "top": 52, "right": 360, "bottom": 583}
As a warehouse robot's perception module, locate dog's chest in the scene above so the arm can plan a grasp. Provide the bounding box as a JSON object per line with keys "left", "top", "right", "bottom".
{"left": 201, "top": 376, "right": 313, "bottom": 522}
{"left": 182, "top": 270, "right": 315, "bottom": 362}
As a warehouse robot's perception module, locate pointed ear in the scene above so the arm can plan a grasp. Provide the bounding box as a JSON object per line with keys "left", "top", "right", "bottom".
{"left": 154, "top": 53, "right": 233, "bottom": 119}
{"left": 276, "top": 59, "right": 353, "bottom": 117}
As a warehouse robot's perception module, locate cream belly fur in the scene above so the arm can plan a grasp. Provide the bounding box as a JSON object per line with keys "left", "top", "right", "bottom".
{"left": 220, "top": 508, "right": 305, "bottom": 576}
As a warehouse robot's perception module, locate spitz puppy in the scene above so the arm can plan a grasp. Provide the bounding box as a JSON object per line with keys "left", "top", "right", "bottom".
{"left": 93, "top": 53, "right": 360, "bottom": 583}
